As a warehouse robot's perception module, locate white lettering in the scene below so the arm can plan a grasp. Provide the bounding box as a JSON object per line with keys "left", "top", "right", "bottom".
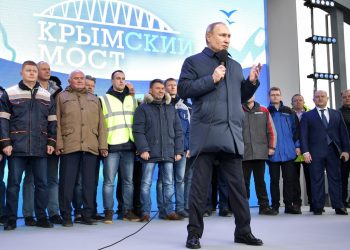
{"left": 38, "top": 44, "right": 64, "bottom": 65}
{"left": 101, "top": 29, "right": 124, "bottom": 48}
{"left": 66, "top": 47, "right": 86, "bottom": 67}
{"left": 58, "top": 23, "right": 75, "bottom": 43}
{"left": 37, "top": 21, "right": 57, "bottom": 42}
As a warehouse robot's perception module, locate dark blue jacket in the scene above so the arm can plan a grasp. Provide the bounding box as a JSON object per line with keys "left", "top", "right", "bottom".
{"left": 133, "top": 94, "right": 184, "bottom": 163}
{"left": 301, "top": 108, "right": 350, "bottom": 158}
{"left": 178, "top": 47, "right": 259, "bottom": 156}
{"left": 172, "top": 96, "right": 190, "bottom": 152}
{"left": 0, "top": 81, "right": 56, "bottom": 156}
{"left": 268, "top": 102, "right": 299, "bottom": 162}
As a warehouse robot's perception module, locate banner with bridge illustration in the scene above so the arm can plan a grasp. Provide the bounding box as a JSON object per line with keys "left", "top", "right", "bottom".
{"left": 0, "top": 0, "right": 268, "bottom": 103}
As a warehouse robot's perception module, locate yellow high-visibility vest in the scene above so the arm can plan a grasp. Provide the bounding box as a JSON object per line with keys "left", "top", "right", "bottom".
{"left": 100, "top": 94, "right": 137, "bottom": 145}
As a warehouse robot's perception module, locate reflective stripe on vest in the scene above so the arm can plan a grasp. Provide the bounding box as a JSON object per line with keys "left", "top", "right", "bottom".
{"left": 100, "top": 94, "right": 136, "bottom": 145}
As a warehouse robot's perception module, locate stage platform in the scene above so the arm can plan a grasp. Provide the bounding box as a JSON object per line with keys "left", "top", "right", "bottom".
{"left": 1, "top": 206, "right": 349, "bottom": 250}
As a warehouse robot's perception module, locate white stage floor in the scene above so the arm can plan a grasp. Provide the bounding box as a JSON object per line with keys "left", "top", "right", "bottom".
{"left": 0, "top": 207, "right": 349, "bottom": 250}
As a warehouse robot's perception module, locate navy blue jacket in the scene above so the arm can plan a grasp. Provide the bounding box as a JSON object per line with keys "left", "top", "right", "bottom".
{"left": 0, "top": 81, "right": 56, "bottom": 156}
{"left": 268, "top": 102, "right": 299, "bottom": 162}
{"left": 172, "top": 96, "right": 190, "bottom": 152}
{"left": 133, "top": 94, "right": 184, "bottom": 163}
{"left": 178, "top": 47, "right": 259, "bottom": 156}
{"left": 300, "top": 108, "right": 350, "bottom": 158}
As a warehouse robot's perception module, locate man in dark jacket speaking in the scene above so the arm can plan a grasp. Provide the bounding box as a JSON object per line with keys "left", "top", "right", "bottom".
{"left": 178, "top": 22, "right": 263, "bottom": 248}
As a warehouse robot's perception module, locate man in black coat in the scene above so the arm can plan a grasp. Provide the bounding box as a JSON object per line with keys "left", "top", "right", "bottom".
{"left": 340, "top": 89, "right": 350, "bottom": 208}
{"left": 178, "top": 22, "right": 263, "bottom": 248}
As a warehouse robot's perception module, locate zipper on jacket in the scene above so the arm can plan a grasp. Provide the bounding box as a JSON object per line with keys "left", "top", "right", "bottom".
{"left": 78, "top": 94, "right": 83, "bottom": 151}
{"left": 29, "top": 88, "right": 34, "bottom": 155}
{"left": 159, "top": 105, "right": 165, "bottom": 161}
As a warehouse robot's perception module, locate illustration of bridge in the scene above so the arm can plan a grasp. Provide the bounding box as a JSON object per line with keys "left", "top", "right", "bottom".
{"left": 35, "top": 0, "right": 179, "bottom": 34}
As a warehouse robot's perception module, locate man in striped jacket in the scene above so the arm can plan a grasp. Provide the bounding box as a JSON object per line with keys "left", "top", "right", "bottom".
{"left": 242, "top": 95, "right": 277, "bottom": 215}
{"left": 0, "top": 61, "right": 57, "bottom": 230}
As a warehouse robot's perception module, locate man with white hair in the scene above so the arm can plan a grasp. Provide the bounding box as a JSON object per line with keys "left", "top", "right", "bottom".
{"left": 56, "top": 70, "right": 108, "bottom": 226}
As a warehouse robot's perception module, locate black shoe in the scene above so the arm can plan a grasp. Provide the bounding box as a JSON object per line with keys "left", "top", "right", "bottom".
{"left": 177, "top": 210, "right": 189, "bottom": 218}
{"left": 219, "top": 208, "right": 233, "bottom": 217}
{"left": 186, "top": 234, "right": 201, "bottom": 249}
{"left": 36, "top": 217, "right": 53, "bottom": 228}
{"left": 271, "top": 206, "right": 279, "bottom": 214}
{"left": 293, "top": 204, "right": 302, "bottom": 214}
{"left": 335, "top": 208, "right": 348, "bottom": 215}
{"left": 74, "top": 215, "right": 82, "bottom": 223}
{"left": 234, "top": 232, "right": 263, "bottom": 246}
{"left": 259, "top": 207, "right": 278, "bottom": 216}
{"left": 285, "top": 206, "right": 302, "bottom": 214}
{"left": 313, "top": 208, "right": 323, "bottom": 215}
{"left": 24, "top": 216, "right": 36, "bottom": 226}
{"left": 62, "top": 217, "right": 73, "bottom": 227}
{"left": 81, "top": 217, "right": 97, "bottom": 225}
{"left": 0, "top": 215, "right": 7, "bottom": 226}
{"left": 4, "top": 219, "right": 16, "bottom": 231}
{"left": 49, "top": 214, "right": 63, "bottom": 224}
{"left": 93, "top": 214, "right": 105, "bottom": 221}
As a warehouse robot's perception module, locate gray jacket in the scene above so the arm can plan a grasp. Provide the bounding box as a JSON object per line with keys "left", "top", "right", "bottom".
{"left": 242, "top": 101, "right": 277, "bottom": 161}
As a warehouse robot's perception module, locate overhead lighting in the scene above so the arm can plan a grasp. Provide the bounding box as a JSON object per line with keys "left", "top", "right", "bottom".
{"left": 305, "top": 35, "right": 337, "bottom": 44}
{"left": 304, "top": 0, "right": 335, "bottom": 8}
{"left": 307, "top": 72, "right": 339, "bottom": 80}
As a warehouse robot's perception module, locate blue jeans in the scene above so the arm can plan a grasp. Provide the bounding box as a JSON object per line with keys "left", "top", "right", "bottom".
{"left": 22, "top": 155, "right": 60, "bottom": 217}
{"left": 7, "top": 156, "right": 48, "bottom": 220}
{"left": 103, "top": 151, "right": 134, "bottom": 213}
{"left": 184, "top": 159, "right": 194, "bottom": 210}
{"left": 141, "top": 161, "right": 174, "bottom": 215}
{"left": 47, "top": 155, "right": 60, "bottom": 217}
{"left": 0, "top": 156, "right": 6, "bottom": 217}
{"left": 157, "top": 156, "right": 186, "bottom": 213}
{"left": 22, "top": 168, "right": 34, "bottom": 217}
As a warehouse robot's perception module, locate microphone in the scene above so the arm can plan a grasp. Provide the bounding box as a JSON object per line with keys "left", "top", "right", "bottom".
{"left": 341, "top": 155, "right": 346, "bottom": 162}
{"left": 216, "top": 50, "right": 228, "bottom": 66}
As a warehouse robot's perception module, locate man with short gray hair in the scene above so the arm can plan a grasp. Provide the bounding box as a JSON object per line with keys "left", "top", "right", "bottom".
{"left": 178, "top": 22, "right": 262, "bottom": 248}
{"left": 301, "top": 90, "right": 349, "bottom": 215}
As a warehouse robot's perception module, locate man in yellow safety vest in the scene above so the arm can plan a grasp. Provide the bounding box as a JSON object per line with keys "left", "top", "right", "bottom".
{"left": 100, "top": 70, "right": 140, "bottom": 223}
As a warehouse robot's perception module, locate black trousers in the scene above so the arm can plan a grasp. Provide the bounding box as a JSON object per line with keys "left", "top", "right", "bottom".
{"left": 94, "top": 157, "right": 103, "bottom": 214}
{"left": 341, "top": 160, "right": 350, "bottom": 205}
{"left": 293, "top": 162, "right": 302, "bottom": 206}
{"left": 268, "top": 160, "right": 296, "bottom": 208}
{"left": 294, "top": 162, "right": 312, "bottom": 207}
{"left": 187, "top": 152, "right": 251, "bottom": 238}
{"left": 59, "top": 152, "right": 97, "bottom": 219}
{"left": 242, "top": 160, "right": 269, "bottom": 207}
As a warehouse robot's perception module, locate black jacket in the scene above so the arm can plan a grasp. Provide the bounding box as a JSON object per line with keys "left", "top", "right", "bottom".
{"left": 133, "top": 93, "right": 184, "bottom": 163}
{"left": 178, "top": 47, "right": 259, "bottom": 156}
{"left": 0, "top": 81, "right": 56, "bottom": 156}
{"left": 339, "top": 105, "right": 350, "bottom": 138}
